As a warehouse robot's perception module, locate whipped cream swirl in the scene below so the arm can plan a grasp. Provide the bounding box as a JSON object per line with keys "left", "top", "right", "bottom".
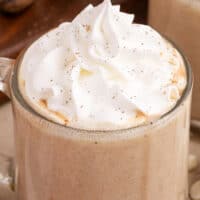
{"left": 19, "top": 0, "right": 186, "bottom": 130}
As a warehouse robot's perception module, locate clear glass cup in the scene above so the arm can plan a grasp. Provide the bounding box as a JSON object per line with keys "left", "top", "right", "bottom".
{"left": 148, "top": 0, "right": 200, "bottom": 130}
{"left": 0, "top": 32, "right": 193, "bottom": 200}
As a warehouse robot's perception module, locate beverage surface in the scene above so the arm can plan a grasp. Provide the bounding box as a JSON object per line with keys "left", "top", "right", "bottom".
{"left": 19, "top": 0, "right": 186, "bottom": 130}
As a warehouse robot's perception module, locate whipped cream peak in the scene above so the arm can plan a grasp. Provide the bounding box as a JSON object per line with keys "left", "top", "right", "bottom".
{"left": 19, "top": 0, "right": 186, "bottom": 130}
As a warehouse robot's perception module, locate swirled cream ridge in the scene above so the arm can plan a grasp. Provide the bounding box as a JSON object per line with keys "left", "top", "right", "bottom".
{"left": 19, "top": 0, "right": 186, "bottom": 130}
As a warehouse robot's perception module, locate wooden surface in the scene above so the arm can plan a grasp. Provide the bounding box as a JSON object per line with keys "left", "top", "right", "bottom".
{"left": 0, "top": 102, "right": 199, "bottom": 200}
{"left": 0, "top": 0, "right": 147, "bottom": 103}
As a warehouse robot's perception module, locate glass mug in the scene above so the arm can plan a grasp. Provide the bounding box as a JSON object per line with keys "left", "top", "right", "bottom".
{"left": 148, "top": 0, "right": 200, "bottom": 130}
{"left": 0, "top": 31, "right": 193, "bottom": 200}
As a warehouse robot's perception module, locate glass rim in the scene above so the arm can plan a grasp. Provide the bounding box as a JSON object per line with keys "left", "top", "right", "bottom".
{"left": 11, "top": 32, "right": 193, "bottom": 135}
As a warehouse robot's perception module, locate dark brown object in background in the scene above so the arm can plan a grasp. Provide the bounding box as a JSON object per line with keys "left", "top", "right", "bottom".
{"left": 0, "top": 93, "right": 8, "bottom": 104}
{"left": 0, "top": 0, "right": 147, "bottom": 103}
{"left": 0, "top": 0, "right": 35, "bottom": 13}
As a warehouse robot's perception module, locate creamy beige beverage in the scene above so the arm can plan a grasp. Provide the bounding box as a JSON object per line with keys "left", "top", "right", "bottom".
{"left": 148, "top": 0, "right": 200, "bottom": 122}
{"left": 8, "top": 1, "right": 191, "bottom": 200}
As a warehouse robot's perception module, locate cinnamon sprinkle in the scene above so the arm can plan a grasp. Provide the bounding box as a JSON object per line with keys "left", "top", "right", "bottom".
{"left": 82, "top": 24, "right": 91, "bottom": 32}
{"left": 171, "top": 65, "right": 185, "bottom": 84}
{"left": 39, "top": 99, "right": 47, "bottom": 108}
{"left": 135, "top": 110, "right": 146, "bottom": 119}
{"left": 39, "top": 98, "right": 69, "bottom": 125}
{"left": 168, "top": 58, "right": 176, "bottom": 66}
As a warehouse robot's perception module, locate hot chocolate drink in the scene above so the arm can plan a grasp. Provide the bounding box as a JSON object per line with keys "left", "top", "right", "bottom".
{"left": 8, "top": 1, "right": 192, "bottom": 200}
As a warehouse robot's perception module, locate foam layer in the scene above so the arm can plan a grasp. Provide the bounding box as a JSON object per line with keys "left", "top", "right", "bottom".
{"left": 19, "top": 0, "right": 186, "bottom": 130}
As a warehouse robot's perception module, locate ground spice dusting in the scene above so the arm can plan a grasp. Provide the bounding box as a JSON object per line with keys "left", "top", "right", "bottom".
{"left": 82, "top": 24, "right": 91, "bottom": 32}
{"left": 168, "top": 58, "right": 176, "bottom": 66}
{"left": 136, "top": 110, "right": 146, "bottom": 119}
{"left": 39, "top": 98, "right": 69, "bottom": 125}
